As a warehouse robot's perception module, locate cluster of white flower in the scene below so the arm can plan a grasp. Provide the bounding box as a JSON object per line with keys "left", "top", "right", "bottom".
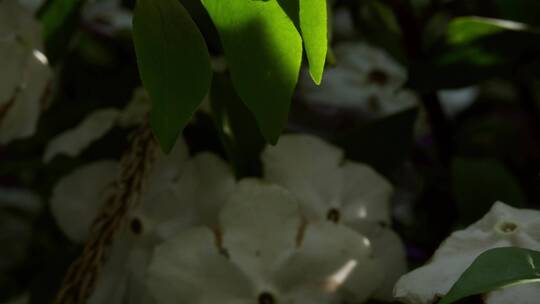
{"left": 50, "top": 133, "right": 406, "bottom": 304}
{"left": 299, "top": 42, "right": 418, "bottom": 119}
{"left": 298, "top": 42, "right": 478, "bottom": 121}
{"left": 0, "top": 0, "right": 52, "bottom": 145}
{"left": 394, "top": 202, "right": 540, "bottom": 304}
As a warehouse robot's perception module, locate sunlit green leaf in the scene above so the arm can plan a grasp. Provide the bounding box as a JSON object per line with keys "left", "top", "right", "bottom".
{"left": 133, "top": 0, "right": 211, "bottom": 152}
{"left": 202, "top": 0, "right": 302, "bottom": 144}
{"left": 299, "top": 0, "right": 327, "bottom": 84}
{"left": 439, "top": 247, "right": 540, "bottom": 304}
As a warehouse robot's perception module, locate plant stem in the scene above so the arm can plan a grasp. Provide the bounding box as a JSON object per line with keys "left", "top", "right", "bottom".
{"left": 386, "top": 0, "right": 454, "bottom": 165}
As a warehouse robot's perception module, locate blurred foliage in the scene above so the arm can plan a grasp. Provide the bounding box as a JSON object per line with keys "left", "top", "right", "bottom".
{"left": 2, "top": 0, "right": 540, "bottom": 302}
{"left": 452, "top": 157, "right": 525, "bottom": 226}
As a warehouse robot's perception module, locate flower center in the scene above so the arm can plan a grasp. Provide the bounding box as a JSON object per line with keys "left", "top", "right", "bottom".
{"left": 258, "top": 292, "right": 275, "bottom": 304}
{"left": 130, "top": 217, "right": 144, "bottom": 235}
{"left": 495, "top": 221, "right": 518, "bottom": 234}
{"left": 327, "top": 208, "right": 340, "bottom": 223}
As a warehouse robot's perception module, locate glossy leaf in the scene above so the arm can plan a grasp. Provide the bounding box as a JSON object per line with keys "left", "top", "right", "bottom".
{"left": 439, "top": 247, "right": 540, "bottom": 304}
{"left": 133, "top": 0, "right": 211, "bottom": 152}
{"left": 299, "top": 0, "right": 327, "bottom": 84}
{"left": 202, "top": 0, "right": 302, "bottom": 144}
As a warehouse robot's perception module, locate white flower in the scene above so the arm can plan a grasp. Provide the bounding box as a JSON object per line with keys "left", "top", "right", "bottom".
{"left": 147, "top": 179, "right": 383, "bottom": 304}
{"left": 50, "top": 160, "right": 119, "bottom": 242}
{"left": 394, "top": 201, "right": 540, "bottom": 304}
{"left": 44, "top": 88, "right": 150, "bottom": 162}
{"left": 262, "top": 134, "right": 406, "bottom": 301}
{"left": 0, "top": 0, "right": 52, "bottom": 144}
{"left": 50, "top": 138, "right": 236, "bottom": 303}
{"left": 44, "top": 109, "right": 121, "bottom": 162}
{"left": 299, "top": 42, "right": 418, "bottom": 118}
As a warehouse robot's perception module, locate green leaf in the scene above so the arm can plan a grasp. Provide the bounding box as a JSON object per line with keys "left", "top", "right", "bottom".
{"left": 39, "top": 0, "right": 80, "bottom": 41}
{"left": 201, "top": 0, "right": 303, "bottom": 144}
{"left": 439, "top": 247, "right": 540, "bottom": 304}
{"left": 133, "top": 0, "right": 211, "bottom": 152}
{"left": 410, "top": 17, "right": 540, "bottom": 91}
{"left": 299, "top": 0, "right": 327, "bottom": 84}
{"left": 38, "top": 0, "right": 82, "bottom": 61}
{"left": 210, "top": 72, "right": 265, "bottom": 178}
{"left": 452, "top": 158, "right": 525, "bottom": 225}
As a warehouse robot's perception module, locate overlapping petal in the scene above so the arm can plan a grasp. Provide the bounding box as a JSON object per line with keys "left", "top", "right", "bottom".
{"left": 394, "top": 202, "right": 540, "bottom": 304}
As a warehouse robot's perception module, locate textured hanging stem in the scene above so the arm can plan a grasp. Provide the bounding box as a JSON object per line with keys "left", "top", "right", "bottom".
{"left": 55, "top": 124, "right": 157, "bottom": 304}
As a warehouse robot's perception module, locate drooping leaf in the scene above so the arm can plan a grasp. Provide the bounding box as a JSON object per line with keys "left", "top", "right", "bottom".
{"left": 299, "top": 0, "right": 327, "bottom": 84}
{"left": 439, "top": 247, "right": 540, "bottom": 304}
{"left": 452, "top": 157, "right": 525, "bottom": 225}
{"left": 133, "top": 0, "right": 211, "bottom": 152}
{"left": 210, "top": 72, "right": 265, "bottom": 178}
{"left": 201, "top": 0, "right": 303, "bottom": 144}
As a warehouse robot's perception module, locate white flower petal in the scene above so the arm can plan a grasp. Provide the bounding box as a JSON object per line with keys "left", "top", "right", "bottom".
{"left": 90, "top": 223, "right": 157, "bottom": 304}
{"left": 147, "top": 227, "right": 253, "bottom": 303}
{"left": 438, "top": 86, "right": 479, "bottom": 117}
{"left": 50, "top": 160, "right": 119, "bottom": 243}
{"left": 0, "top": 39, "right": 26, "bottom": 105}
{"left": 44, "top": 109, "right": 120, "bottom": 162}
{"left": 117, "top": 87, "right": 150, "bottom": 128}
{"left": 486, "top": 283, "right": 540, "bottom": 304}
{"left": 220, "top": 179, "right": 301, "bottom": 285}
{"left": 370, "top": 228, "right": 408, "bottom": 302}
{"left": 0, "top": 0, "right": 43, "bottom": 48}
{"left": 394, "top": 202, "right": 540, "bottom": 304}
{"left": 0, "top": 50, "right": 51, "bottom": 144}
{"left": 147, "top": 135, "right": 188, "bottom": 185}
{"left": 142, "top": 153, "right": 235, "bottom": 239}
{"left": 299, "top": 42, "right": 411, "bottom": 116}
{"left": 394, "top": 254, "right": 480, "bottom": 304}
{"left": 263, "top": 134, "right": 344, "bottom": 219}
{"left": 88, "top": 231, "right": 132, "bottom": 304}
{"left": 470, "top": 201, "right": 540, "bottom": 233}
{"left": 275, "top": 222, "right": 383, "bottom": 303}
{"left": 340, "top": 161, "right": 394, "bottom": 228}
